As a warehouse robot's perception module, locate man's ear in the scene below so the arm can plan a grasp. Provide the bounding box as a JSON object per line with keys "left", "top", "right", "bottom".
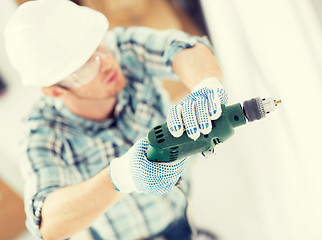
{"left": 41, "top": 85, "right": 69, "bottom": 98}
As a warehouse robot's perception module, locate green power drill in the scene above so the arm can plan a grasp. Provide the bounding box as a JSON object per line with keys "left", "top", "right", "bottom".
{"left": 147, "top": 97, "right": 281, "bottom": 162}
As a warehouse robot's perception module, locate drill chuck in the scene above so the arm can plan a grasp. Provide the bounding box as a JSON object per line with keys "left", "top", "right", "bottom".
{"left": 243, "top": 97, "right": 279, "bottom": 122}
{"left": 147, "top": 97, "right": 280, "bottom": 162}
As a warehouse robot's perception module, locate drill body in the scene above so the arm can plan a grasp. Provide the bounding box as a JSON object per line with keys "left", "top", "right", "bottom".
{"left": 147, "top": 97, "right": 280, "bottom": 162}
{"left": 147, "top": 103, "right": 246, "bottom": 162}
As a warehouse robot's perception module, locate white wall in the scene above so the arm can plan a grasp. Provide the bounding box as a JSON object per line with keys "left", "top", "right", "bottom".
{"left": 191, "top": 0, "right": 322, "bottom": 240}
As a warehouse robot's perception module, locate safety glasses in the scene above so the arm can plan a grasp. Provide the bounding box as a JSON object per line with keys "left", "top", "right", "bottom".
{"left": 58, "top": 44, "right": 107, "bottom": 88}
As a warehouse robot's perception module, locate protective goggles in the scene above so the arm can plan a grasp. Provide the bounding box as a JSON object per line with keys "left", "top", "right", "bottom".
{"left": 58, "top": 44, "right": 107, "bottom": 88}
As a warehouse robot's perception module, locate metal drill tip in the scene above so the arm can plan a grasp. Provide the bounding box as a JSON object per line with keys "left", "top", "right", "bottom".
{"left": 275, "top": 99, "right": 282, "bottom": 105}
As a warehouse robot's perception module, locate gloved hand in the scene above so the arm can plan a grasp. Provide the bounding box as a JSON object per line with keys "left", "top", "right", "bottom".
{"left": 109, "top": 138, "right": 188, "bottom": 196}
{"left": 167, "top": 77, "right": 228, "bottom": 140}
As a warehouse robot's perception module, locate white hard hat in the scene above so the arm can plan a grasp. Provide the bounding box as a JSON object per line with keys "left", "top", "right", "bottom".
{"left": 5, "top": 0, "right": 109, "bottom": 87}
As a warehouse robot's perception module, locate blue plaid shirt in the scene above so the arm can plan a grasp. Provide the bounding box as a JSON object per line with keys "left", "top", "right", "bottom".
{"left": 20, "top": 26, "right": 214, "bottom": 239}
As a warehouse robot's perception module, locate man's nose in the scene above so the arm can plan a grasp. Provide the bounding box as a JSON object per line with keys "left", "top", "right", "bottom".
{"left": 97, "top": 52, "right": 113, "bottom": 72}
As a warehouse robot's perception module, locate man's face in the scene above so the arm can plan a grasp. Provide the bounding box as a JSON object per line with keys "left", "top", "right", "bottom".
{"left": 64, "top": 44, "right": 126, "bottom": 100}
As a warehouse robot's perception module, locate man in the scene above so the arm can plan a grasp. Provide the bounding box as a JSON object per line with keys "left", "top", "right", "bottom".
{"left": 5, "top": 0, "right": 227, "bottom": 239}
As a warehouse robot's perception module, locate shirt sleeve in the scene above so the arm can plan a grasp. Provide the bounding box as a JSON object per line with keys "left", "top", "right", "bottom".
{"left": 20, "top": 131, "right": 68, "bottom": 239}
{"left": 106, "top": 26, "right": 215, "bottom": 79}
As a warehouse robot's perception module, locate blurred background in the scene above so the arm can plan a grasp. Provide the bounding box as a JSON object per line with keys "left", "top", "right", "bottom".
{"left": 0, "top": 0, "right": 322, "bottom": 239}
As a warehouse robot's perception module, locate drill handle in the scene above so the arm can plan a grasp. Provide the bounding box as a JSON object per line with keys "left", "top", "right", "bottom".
{"left": 147, "top": 103, "right": 246, "bottom": 162}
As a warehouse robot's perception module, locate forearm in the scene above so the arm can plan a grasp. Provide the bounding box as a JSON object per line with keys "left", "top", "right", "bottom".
{"left": 40, "top": 166, "right": 123, "bottom": 240}
{"left": 172, "top": 43, "right": 223, "bottom": 91}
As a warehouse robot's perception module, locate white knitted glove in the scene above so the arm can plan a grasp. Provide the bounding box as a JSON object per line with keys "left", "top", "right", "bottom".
{"left": 109, "top": 138, "right": 188, "bottom": 196}
{"left": 167, "top": 77, "right": 228, "bottom": 140}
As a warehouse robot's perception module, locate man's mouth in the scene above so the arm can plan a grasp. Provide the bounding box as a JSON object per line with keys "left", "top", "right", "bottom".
{"left": 107, "top": 70, "right": 118, "bottom": 84}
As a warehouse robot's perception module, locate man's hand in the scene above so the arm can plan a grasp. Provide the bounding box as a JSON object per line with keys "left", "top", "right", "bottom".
{"left": 109, "top": 138, "right": 188, "bottom": 196}
{"left": 167, "top": 77, "right": 228, "bottom": 140}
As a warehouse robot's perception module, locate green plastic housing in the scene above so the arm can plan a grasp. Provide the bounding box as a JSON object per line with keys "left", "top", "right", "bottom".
{"left": 147, "top": 103, "right": 246, "bottom": 162}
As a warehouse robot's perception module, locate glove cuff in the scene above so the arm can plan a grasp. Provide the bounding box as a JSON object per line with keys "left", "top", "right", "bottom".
{"left": 192, "top": 77, "right": 223, "bottom": 92}
{"left": 109, "top": 156, "right": 136, "bottom": 193}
